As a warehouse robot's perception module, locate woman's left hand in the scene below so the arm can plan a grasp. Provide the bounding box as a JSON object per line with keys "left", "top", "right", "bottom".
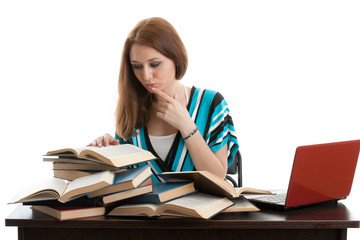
{"left": 151, "top": 88, "right": 196, "bottom": 135}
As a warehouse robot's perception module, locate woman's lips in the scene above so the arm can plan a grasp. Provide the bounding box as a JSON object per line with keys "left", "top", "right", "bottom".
{"left": 146, "top": 84, "right": 157, "bottom": 89}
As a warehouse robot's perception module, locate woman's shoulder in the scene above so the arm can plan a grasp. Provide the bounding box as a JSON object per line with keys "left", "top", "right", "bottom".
{"left": 190, "top": 86, "right": 225, "bottom": 102}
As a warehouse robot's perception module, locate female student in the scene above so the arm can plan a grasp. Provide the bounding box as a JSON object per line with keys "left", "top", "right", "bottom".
{"left": 88, "top": 17, "right": 239, "bottom": 181}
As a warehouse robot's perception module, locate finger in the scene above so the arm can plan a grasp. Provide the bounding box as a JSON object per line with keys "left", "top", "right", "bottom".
{"left": 156, "top": 111, "right": 165, "bottom": 120}
{"left": 105, "top": 134, "right": 119, "bottom": 146}
{"left": 96, "top": 137, "right": 103, "bottom": 147}
{"left": 157, "top": 103, "right": 167, "bottom": 112}
{"left": 103, "top": 135, "right": 111, "bottom": 147}
{"left": 152, "top": 88, "right": 174, "bottom": 102}
{"left": 111, "top": 139, "right": 120, "bottom": 145}
{"left": 87, "top": 140, "right": 97, "bottom": 147}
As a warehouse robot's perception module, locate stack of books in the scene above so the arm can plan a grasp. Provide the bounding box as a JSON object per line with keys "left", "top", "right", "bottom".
{"left": 44, "top": 145, "right": 155, "bottom": 181}
{"left": 9, "top": 144, "right": 271, "bottom": 221}
{"left": 9, "top": 145, "right": 156, "bottom": 220}
{"left": 108, "top": 171, "right": 271, "bottom": 219}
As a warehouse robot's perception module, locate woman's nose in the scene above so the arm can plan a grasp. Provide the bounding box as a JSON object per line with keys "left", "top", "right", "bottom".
{"left": 143, "top": 66, "right": 153, "bottom": 81}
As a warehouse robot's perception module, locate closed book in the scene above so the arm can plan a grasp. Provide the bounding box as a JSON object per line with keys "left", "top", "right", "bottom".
{"left": 54, "top": 169, "right": 94, "bottom": 181}
{"left": 31, "top": 205, "right": 105, "bottom": 221}
{"left": 129, "top": 182, "right": 196, "bottom": 204}
{"left": 102, "top": 178, "right": 153, "bottom": 205}
{"left": 22, "top": 195, "right": 100, "bottom": 207}
{"left": 52, "top": 161, "right": 123, "bottom": 171}
{"left": 88, "top": 165, "right": 152, "bottom": 198}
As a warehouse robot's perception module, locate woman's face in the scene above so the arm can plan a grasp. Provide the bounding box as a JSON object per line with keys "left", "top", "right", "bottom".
{"left": 129, "top": 44, "right": 176, "bottom": 93}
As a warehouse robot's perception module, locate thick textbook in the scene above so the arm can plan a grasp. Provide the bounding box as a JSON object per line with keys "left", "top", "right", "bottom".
{"left": 160, "top": 171, "right": 271, "bottom": 198}
{"left": 10, "top": 171, "right": 114, "bottom": 203}
{"left": 32, "top": 205, "right": 105, "bottom": 221}
{"left": 45, "top": 144, "right": 156, "bottom": 168}
{"left": 129, "top": 182, "right": 196, "bottom": 204}
{"left": 88, "top": 165, "right": 152, "bottom": 198}
{"left": 52, "top": 161, "right": 122, "bottom": 171}
{"left": 108, "top": 192, "right": 233, "bottom": 219}
{"left": 22, "top": 195, "right": 100, "bottom": 207}
{"left": 102, "top": 178, "right": 153, "bottom": 205}
{"left": 54, "top": 169, "right": 93, "bottom": 181}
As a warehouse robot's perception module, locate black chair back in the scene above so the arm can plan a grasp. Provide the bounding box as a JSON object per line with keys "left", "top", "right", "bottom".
{"left": 225, "top": 151, "right": 242, "bottom": 187}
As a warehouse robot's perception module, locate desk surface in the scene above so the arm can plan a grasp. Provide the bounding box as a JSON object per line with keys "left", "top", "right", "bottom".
{"left": 6, "top": 202, "right": 360, "bottom": 230}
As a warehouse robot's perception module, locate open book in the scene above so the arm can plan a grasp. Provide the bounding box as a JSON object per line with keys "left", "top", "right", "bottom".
{"left": 10, "top": 171, "right": 114, "bottom": 203}
{"left": 108, "top": 192, "right": 233, "bottom": 219}
{"left": 222, "top": 196, "right": 260, "bottom": 213}
{"left": 160, "top": 171, "right": 272, "bottom": 198}
{"left": 45, "top": 144, "right": 156, "bottom": 168}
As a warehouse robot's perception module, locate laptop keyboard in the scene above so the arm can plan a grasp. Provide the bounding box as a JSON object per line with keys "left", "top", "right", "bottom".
{"left": 253, "top": 193, "right": 287, "bottom": 204}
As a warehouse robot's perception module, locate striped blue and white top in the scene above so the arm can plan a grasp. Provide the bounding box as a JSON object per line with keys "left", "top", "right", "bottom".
{"left": 116, "top": 86, "right": 239, "bottom": 182}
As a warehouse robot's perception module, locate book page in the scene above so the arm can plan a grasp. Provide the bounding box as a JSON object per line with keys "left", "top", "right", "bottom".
{"left": 9, "top": 178, "right": 67, "bottom": 203}
{"left": 46, "top": 147, "right": 88, "bottom": 156}
{"left": 82, "top": 145, "right": 156, "bottom": 167}
{"left": 163, "top": 192, "right": 221, "bottom": 209}
{"left": 231, "top": 197, "right": 256, "bottom": 208}
{"left": 85, "top": 145, "right": 149, "bottom": 159}
{"left": 222, "top": 196, "right": 260, "bottom": 212}
{"left": 235, "top": 187, "right": 272, "bottom": 195}
{"left": 60, "top": 171, "right": 114, "bottom": 202}
{"left": 159, "top": 192, "right": 233, "bottom": 218}
{"left": 108, "top": 203, "right": 160, "bottom": 217}
{"left": 46, "top": 145, "right": 155, "bottom": 167}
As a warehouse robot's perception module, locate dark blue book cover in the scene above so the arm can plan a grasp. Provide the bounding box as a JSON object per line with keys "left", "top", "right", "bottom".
{"left": 87, "top": 165, "right": 152, "bottom": 198}
{"left": 129, "top": 182, "right": 196, "bottom": 204}
{"left": 113, "top": 165, "right": 150, "bottom": 185}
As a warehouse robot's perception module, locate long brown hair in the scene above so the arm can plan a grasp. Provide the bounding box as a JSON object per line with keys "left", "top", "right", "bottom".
{"left": 115, "top": 17, "right": 188, "bottom": 140}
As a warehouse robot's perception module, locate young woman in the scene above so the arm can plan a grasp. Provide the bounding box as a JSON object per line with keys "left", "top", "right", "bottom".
{"left": 88, "top": 17, "right": 239, "bottom": 181}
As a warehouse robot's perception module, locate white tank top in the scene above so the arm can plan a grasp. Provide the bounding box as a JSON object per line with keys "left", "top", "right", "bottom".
{"left": 148, "top": 133, "right": 177, "bottom": 160}
{"left": 149, "top": 85, "right": 189, "bottom": 160}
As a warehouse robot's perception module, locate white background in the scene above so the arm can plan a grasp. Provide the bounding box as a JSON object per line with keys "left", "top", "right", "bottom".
{"left": 1, "top": 0, "right": 359, "bottom": 239}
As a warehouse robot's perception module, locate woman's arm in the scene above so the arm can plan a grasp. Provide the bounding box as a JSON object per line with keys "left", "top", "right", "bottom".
{"left": 183, "top": 127, "right": 228, "bottom": 178}
{"left": 152, "top": 88, "right": 228, "bottom": 179}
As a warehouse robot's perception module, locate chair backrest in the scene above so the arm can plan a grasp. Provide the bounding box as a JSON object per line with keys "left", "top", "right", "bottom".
{"left": 225, "top": 151, "right": 242, "bottom": 187}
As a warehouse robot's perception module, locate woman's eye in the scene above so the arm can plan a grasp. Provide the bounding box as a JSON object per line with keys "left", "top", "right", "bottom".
{"left": 132, "top": 64, "right": 142, "bottom": 70}
{"left": 150, "top": 62, "right": 161, "bottom": 68}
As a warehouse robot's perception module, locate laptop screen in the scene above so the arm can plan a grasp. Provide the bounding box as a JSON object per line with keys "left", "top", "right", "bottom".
{"left": 286, "top": 140, "right": 360, "bottom": 207}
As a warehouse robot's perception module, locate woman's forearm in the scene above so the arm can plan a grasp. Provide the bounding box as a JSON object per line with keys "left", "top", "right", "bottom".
{"left": 181, "top": 127, "right": 228, "bottom": 179}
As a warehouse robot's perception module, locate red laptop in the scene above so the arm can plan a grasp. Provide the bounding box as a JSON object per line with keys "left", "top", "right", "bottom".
{"left": 249, "top": 139, "right": 360, "bottom": 210}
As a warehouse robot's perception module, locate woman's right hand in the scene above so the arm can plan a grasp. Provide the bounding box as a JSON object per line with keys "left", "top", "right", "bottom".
{"left": 87, "top": 133, "right": 119, "bottom": 147}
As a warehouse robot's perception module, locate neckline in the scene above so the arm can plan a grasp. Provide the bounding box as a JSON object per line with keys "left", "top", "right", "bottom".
{"left": 148, "top": 132, "right": 177, "bottom": 138}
